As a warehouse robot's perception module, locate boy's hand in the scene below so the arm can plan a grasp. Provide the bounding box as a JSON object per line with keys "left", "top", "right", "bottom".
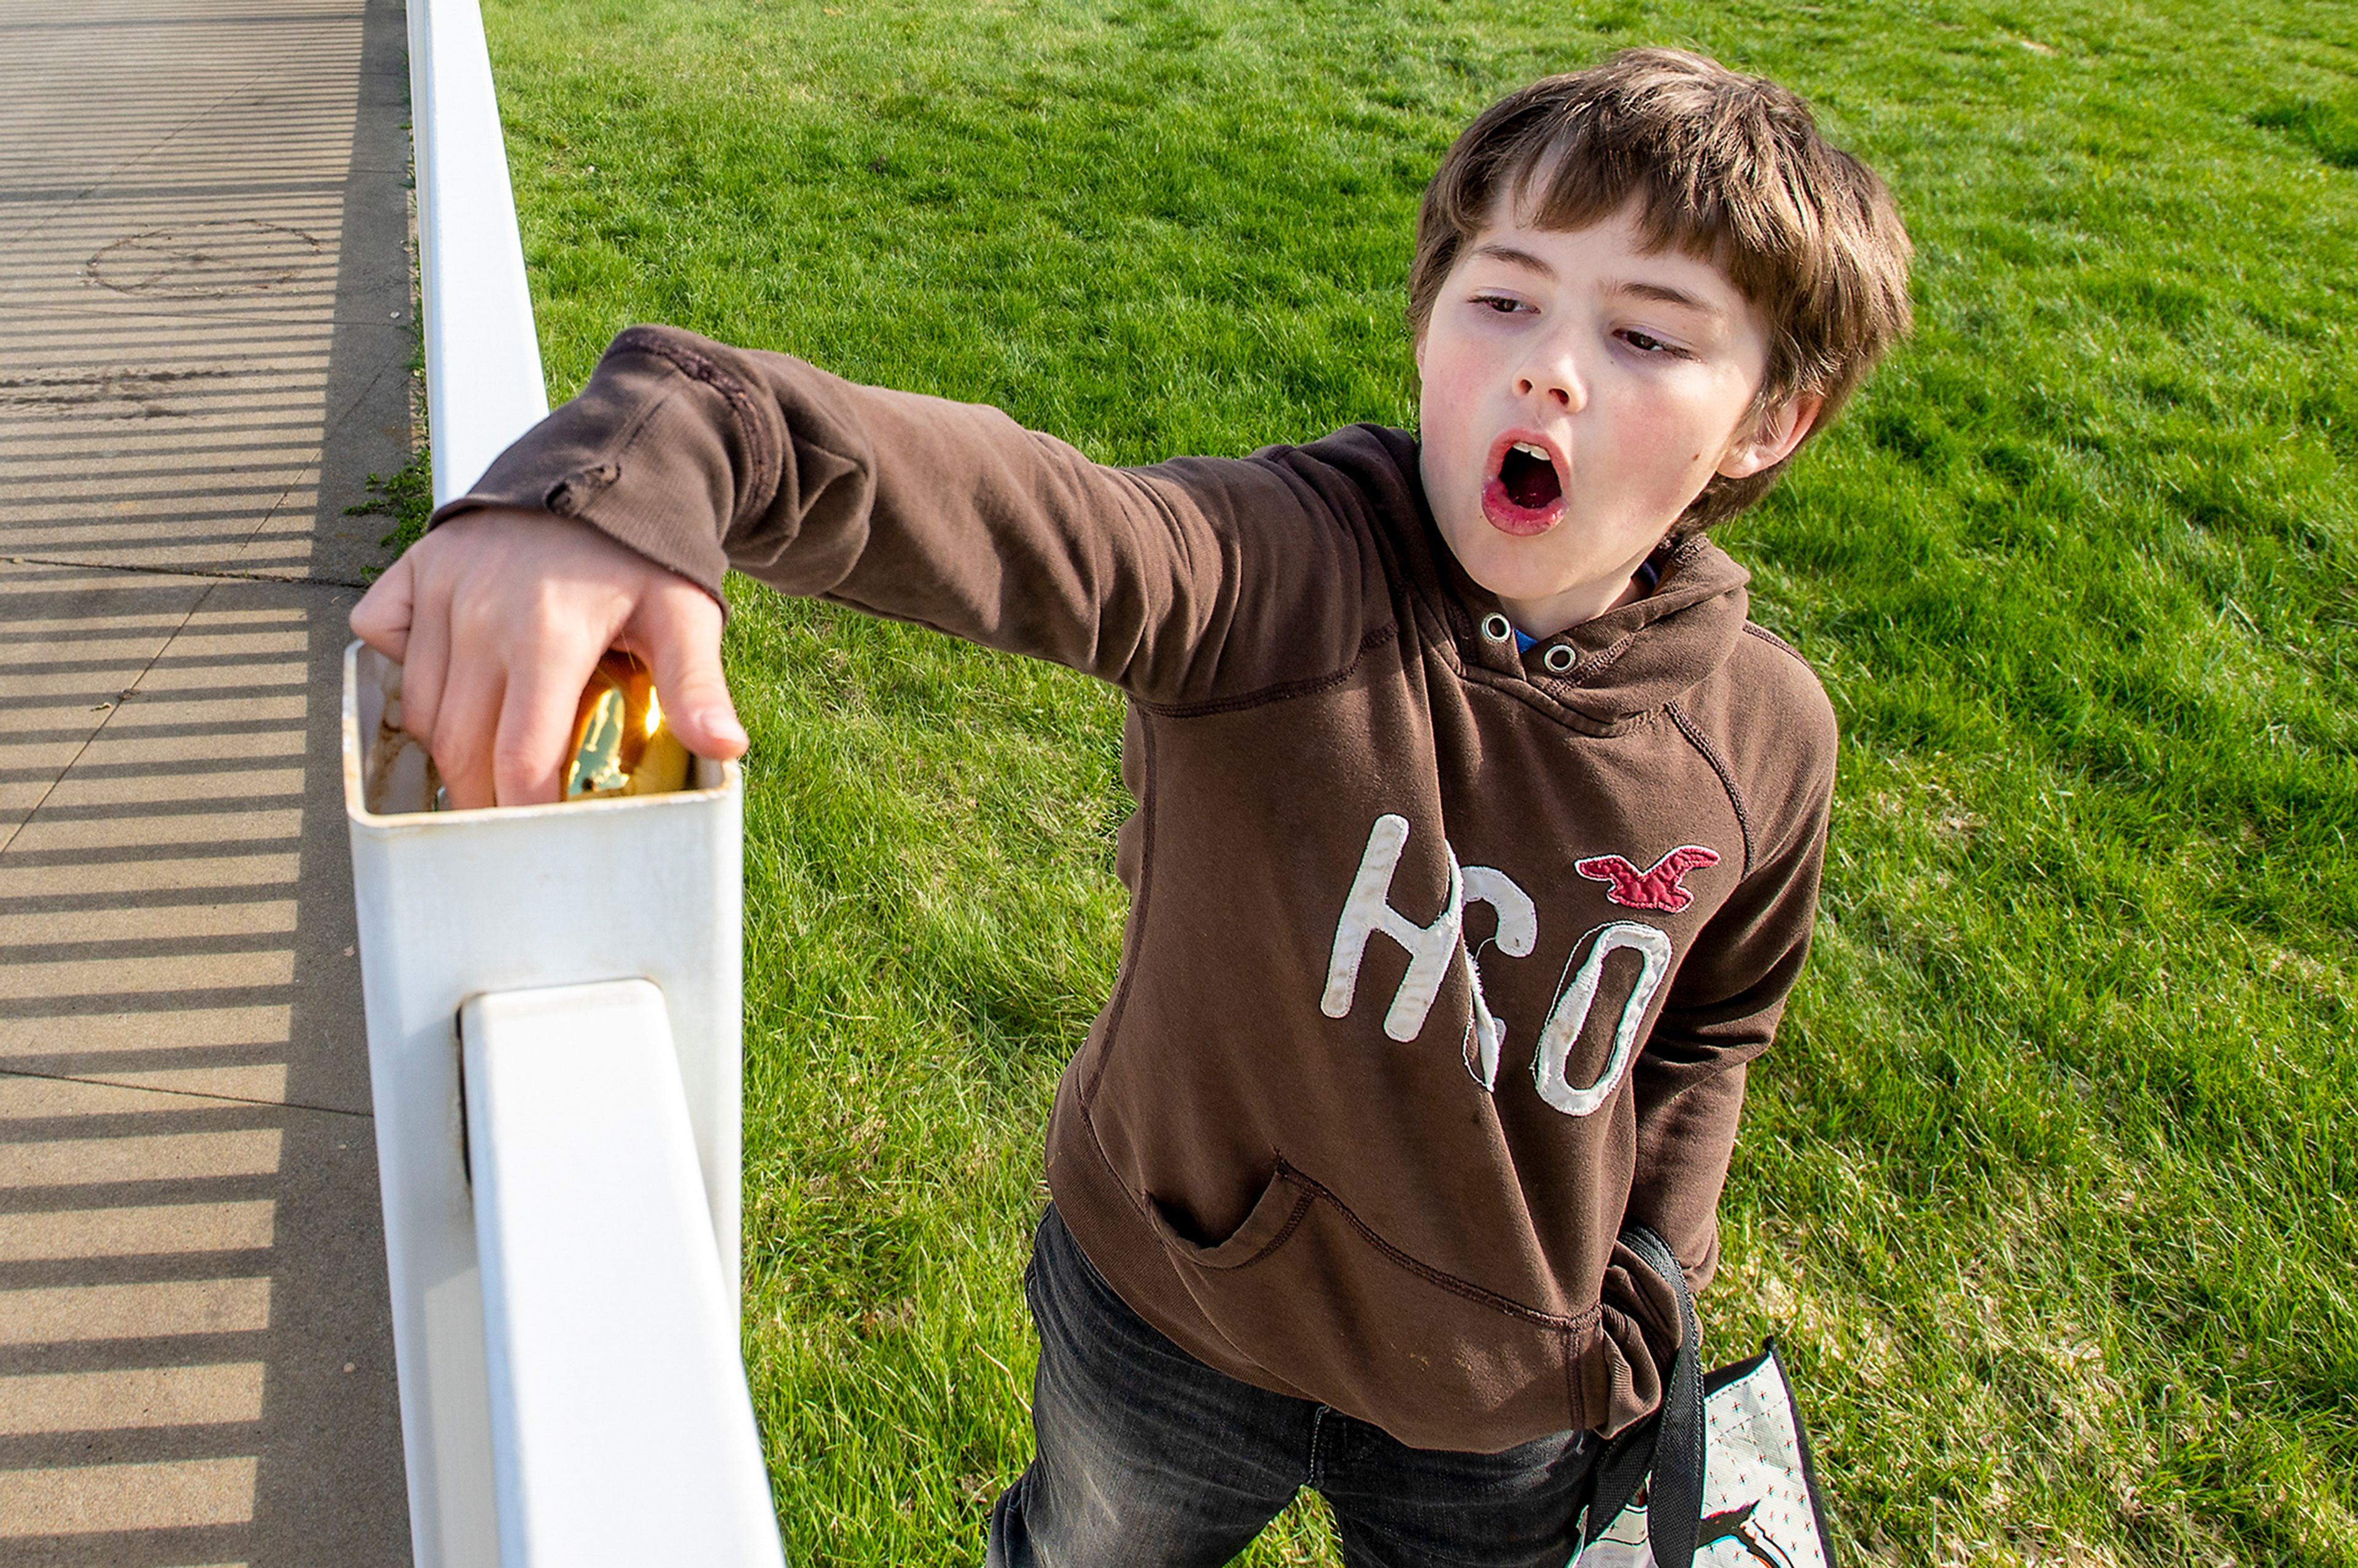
{"left": 349, "top": 509, "right": 747, "bottom": 809}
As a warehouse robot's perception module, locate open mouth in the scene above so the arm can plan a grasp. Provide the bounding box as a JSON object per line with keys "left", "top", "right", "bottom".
{"left": 1482, "top": 437, "right": 1564, "bottom": 534}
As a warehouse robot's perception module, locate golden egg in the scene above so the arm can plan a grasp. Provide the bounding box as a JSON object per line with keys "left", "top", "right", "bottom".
{"left": 563, "top": 652, "right": 693, "bottom": 800}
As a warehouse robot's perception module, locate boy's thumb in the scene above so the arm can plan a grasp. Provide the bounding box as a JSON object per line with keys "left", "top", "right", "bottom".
{"left": 634, "top": 592, "right": 747, "bottom": 761}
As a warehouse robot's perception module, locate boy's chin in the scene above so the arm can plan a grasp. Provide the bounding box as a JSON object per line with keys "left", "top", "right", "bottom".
{"left": 1460, "top": 551, "right": 1641, "bottom": 627}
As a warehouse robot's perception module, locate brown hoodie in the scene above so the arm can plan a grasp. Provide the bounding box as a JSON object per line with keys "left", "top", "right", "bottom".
{"left": 437, "top": 325, "right": 1837, "bottom": 1453}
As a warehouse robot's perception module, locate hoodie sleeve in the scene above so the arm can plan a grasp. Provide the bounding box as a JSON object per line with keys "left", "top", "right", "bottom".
{"left": 430, "top": 325, "right": 1386, "bottom": 707}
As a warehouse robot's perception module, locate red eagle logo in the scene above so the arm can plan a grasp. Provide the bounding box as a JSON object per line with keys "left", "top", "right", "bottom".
{"left": 1573, "top": 845, "right": 1721, "bottom": 912}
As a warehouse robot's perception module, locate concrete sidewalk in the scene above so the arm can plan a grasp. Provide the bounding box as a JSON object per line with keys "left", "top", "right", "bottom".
{"left": 1, "top": 0, "right": 416, "bottom": 1560}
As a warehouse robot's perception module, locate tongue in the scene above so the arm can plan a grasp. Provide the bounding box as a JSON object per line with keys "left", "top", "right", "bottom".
{"left": 1503, "top": 448, "right": 1560, "bottom": 510}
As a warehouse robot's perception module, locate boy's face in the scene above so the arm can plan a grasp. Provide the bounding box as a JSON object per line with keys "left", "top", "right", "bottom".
{"left": 1415, "top": 203, "right": 1816, "bottom": 638}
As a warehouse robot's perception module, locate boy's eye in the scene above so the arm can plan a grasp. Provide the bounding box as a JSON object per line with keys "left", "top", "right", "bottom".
{"left": 1620, "top": 329, "right": 1680, "bottom": 356}
{"left": 1472, "top": 293, "right": 1527, "bottom": 315}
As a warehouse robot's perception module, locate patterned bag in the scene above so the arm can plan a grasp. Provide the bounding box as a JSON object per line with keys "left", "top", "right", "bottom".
{"left": 1570, "top": 1228, "right": 1840, "bottom": 1568}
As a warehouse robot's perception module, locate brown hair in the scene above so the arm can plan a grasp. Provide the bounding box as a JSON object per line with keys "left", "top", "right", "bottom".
{"left": 1408, "top": 49, "right": 1914, "bottom": 530}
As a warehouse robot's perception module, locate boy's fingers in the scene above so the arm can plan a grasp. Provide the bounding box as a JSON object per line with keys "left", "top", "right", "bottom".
{"left": 491, "top": 644, "right": 605, "bottom": 807}
{"left": 348, "top": 551, "right": 416, "bottom": 661}
{"left": 630, "top": 584, "right": 746, "bottom": 762}
{"left": 354, "top": 510, "right": 727, "bottom": 802}
{"left": 429, "top": 659, "right": 506, "bottom": 811}
{"left": 396, "top": 557, "right": 454, "bottom": 752}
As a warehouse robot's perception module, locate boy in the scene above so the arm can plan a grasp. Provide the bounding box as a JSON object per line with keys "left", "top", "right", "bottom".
{"left": 354, "top": 47, "right": 1910, "bottom": 1566}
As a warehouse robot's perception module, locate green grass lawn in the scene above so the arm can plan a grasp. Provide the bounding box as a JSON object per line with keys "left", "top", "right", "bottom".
{"left": 473, "top": 0, "right": 2357, "bottom": 1561}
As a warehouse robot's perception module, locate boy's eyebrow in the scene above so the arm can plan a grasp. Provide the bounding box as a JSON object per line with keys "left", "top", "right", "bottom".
{"left": 1606, "top": 279, "right": 1726, "bottom": 320}
{"left": 1468, "top": 241, "right": 1557, "bottom": 278}
{"left": 1467, "top": 243, "right": 1727, "bottom": 321}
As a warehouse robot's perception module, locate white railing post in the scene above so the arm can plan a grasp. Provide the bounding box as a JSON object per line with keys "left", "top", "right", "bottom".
{"left": 344, "top": 648, "right": 759, "bottom": 1566}
{"left": 357, "top": 2, "right": 780, "bottom": 1562}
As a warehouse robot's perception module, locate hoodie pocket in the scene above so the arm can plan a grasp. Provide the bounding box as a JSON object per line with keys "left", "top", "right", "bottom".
{"left": 1143, "top": 1159, "right": 1600, "bottom": 1453}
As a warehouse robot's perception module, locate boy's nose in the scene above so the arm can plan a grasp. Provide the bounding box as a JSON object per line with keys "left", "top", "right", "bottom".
{"left": 1514, "top": 341, "right": 1586, "bottom": 411}
{"left": 1516, "top": 374, "right": 1575, "bottom": 407}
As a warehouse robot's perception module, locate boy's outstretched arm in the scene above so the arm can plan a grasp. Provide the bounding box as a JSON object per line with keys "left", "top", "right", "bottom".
{"left": 356, "top": 325, "right": 1383, "bottom": 808}
{"left": 349, "top": 508, "right": 747, "bottom": 809}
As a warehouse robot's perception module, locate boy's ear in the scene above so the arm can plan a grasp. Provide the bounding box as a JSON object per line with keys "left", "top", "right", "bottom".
{"left": 1716, "top": 393, "right": 1823, "bottom": 479}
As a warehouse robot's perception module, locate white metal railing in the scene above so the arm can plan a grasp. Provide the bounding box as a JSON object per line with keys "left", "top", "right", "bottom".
{"left": 346, "top": 4, "right": 786, "bottom": 1565}
{"left": 408, "top": 0, "right": 547, "bottom": 506}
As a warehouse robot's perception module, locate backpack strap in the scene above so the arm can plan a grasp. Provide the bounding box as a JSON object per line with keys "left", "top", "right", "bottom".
{"left": 1581, "top": 1225, "right": 1705, "bottom": 1568}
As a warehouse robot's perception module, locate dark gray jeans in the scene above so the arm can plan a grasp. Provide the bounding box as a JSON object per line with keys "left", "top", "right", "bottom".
{"left": 986, "top": 1206, "right": 1597, "bottom": 1568}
